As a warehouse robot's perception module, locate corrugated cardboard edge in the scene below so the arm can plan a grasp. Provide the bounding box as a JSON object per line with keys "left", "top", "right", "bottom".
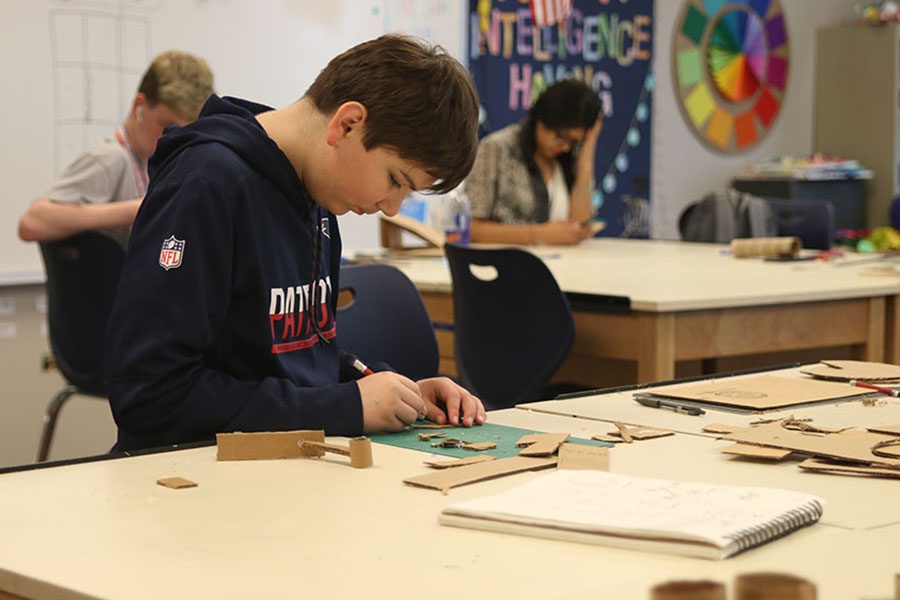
{"left": 424, "top": 455, "right": 497, "bottom": 469}
{"left": 404, "top": 456, "right": 557, "bottom": 493}
{"left": 722, "top": 443, "right": 792, "bottom": 460}
{"left": 216, "top": 430, "right": 325, "bottom": 461}
{"left": 799, "top": 458, "right": 900, "bottom": 479}
{"left": 157, "top": 477, "right": 198, "bottom": 489}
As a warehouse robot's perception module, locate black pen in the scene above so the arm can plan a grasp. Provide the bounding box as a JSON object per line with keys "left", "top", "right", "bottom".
{"left": 633, "top": 394, "right": 706, "bottom": 416}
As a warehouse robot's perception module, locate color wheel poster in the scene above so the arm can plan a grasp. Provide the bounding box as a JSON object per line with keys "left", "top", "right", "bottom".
{"left": 468, "top": 0, "right": 655, "bottom": 238}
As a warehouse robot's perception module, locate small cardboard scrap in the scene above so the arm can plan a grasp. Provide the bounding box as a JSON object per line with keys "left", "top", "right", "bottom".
{"left": 703, "top": 423, "right": 740, "bottom": 434}
{"left": 613, "top": 422, "right": 633, "bottom": 443}
{"left": 721, "top": 443, "right": 792, "bottom": 461}
{"left": 867, "top": 424, "right": 900, "bottom": 436}
{"left": 592, "top": 434, "right": 624, "bottom": 443}
{"left": 424, "top": 455, "right": 496, "bottom": 469}
{"left": 418, "top": 432, "right": 444, "bottom": 441}
{"left": 516, "top": 433, "right": 569, "bottom": 456}
{"left": 557, "top": 443, "right": 609, "bottom": 471}
{"left": 801, "top": 360, "right": 900, "bottom": 383}
{"left": 798, "top": 458, "right": 900, "bottom": 479}
{"left": 462, "top": 442, "right": 497, "bottom": 451}
{"left": 216, "top": 430, "right": 325, "bottom": 461}
{"left": 404, "top": 456, "right": 557, "bottom": 493}
{"left": 157, "top": 477, "right": 197, "bottom": 489}
{"left": 643, "top": 375, "right": 861, "bottom": 410}
{"left": 723, "top": 423, "right": 900, "bottom": 469}
{"left": 297, "top": 437, "right": 374, "bottom": 469}
{"left": 608, "top": 426, "right": 674, "bottom": 441}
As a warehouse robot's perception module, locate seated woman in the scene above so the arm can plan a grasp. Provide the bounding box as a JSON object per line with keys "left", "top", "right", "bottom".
{"left": 465, "top": 78, "right": 603, "bottom": 245}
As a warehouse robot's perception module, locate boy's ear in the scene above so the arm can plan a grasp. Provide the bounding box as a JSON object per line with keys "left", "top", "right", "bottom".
{"left": 325, "top": 101, "right": 367, "bottom": 147}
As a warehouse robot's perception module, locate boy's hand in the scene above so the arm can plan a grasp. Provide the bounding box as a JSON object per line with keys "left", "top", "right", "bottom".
{"left": 358, "top": 372, "right": 427, "bottom": 432}
{"left": 416, "top": 377, "right": 486, "bottom": 427}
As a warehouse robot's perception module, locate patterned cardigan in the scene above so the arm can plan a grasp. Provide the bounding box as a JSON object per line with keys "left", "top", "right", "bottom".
{"left": 465, "top": 122, "right": 575, "bottom": 224}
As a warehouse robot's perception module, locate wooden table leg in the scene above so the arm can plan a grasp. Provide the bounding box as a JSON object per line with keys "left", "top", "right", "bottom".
{"left": 637, "top": 313, "right": 675, "bottom": 383}
{"left": 886, "top": 296, "right": 900, "bottom": 364}
{"left": 851, "top": 297, "right": 885, "bottom": 362}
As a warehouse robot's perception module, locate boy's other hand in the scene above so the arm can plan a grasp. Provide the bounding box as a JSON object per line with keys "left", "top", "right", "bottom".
{"left": 416, "top": 377, "right": 486, "bottom": 427}
{"left": 358, "top": 372, "right": 427, "bottom": 432}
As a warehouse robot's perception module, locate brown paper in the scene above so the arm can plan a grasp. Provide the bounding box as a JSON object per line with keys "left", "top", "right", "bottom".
{"left": 723, "top": 422, "right": 900, "bottom": 468}
{"left": 216, "top": 430, "right": 325, "bottom": 461}
{"left": 722, "top": 443, "right": 792, "bottom": 460}
{"left": 517, "top": 433, "right": 570, "bottom": 456}
{"left": 404, "top": 456, "right": 557, "bottom": 493}
{"left": 801, "top": 360, "right": 900, "bottom": 382}
{"left": 730, "top": 236, "right": 800, "bottom": 258}
{"left": 557, "top": 443, "right": 609, "bottom": 471}
{"left": 156, "top": 477, "right": 197, "bottom": 489}
{"left": 798, "top": 458, "right": 900, "bottom": 479}
{"left": 646, "top": 375, "right": 859, "bottom": 410}
{"left": 424, "top": 455, "right": 497, "bottom": 469}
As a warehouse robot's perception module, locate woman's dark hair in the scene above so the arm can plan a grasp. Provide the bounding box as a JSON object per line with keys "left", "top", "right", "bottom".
{"left": 528, "top": 79, "right": 602, "bottom": 131}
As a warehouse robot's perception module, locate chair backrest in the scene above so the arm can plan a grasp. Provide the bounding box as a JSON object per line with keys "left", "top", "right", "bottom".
{"left": 39, "top": 232, "right": 126, "bottom": 394}
{"left": 764, "top": 198, "right": 835, "bottom": 250}
{"left": 336, "top": 263, "right": 439, "bottom": 381}
{"left": 444, "top": 244, "right": 575, "bottom": 410}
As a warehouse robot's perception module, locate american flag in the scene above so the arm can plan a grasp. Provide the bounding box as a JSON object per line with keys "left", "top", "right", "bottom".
{"left": 530, "top": 0, "right": 572, "bottom": 27}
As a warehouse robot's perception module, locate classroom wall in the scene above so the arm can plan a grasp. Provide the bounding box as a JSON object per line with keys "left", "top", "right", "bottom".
{"left": 0, "top": 0, "right": 863, "bottom": 468}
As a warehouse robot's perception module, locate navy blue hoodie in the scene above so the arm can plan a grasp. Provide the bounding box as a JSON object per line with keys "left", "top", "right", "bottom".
{"left": 105, "top": 96, "right": 364, "bottom": 451}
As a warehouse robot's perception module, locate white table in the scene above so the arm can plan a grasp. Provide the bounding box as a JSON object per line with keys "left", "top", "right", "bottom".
{"left": 384, "top": 239, "right": 900, "bottom": 384}
{"left": 0, "top": 406, "right": 897, "bottom": 600}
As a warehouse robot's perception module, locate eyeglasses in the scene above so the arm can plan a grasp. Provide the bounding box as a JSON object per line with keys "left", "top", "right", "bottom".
{"left": 553, "top": 130, "right": 584, "bottom": 150}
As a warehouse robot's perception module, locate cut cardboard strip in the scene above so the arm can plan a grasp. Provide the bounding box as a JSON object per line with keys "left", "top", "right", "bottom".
{"left": 557, "top": 443, "right": 609, "bottom": 471}
{"left": 867, "top": 424, "right": 900, "bottom": 436}
{"left": 157, "top": 477, "right": 198, "bottom": 489}
{"left": 297, "top": 438, "right": 373, "bottom": 469}
{"left": 723, "top": 423, "right": 900, "bottom": 469}
{"left": 462, "top": 442, "right": 497, "bottom": 451}
{"left": 404, "top": 456, "right": 558, "bottom": 493}
{"left": 517, "top": 433, "right": 570, "bottom": 456}
{"left": 798, "top": 458, "right": 900, "bottom": 479}
{"left": 592, "top": 434, "right": 624, "bottom": 443}
{"left": 613, "top": 422, "right": 633, "bottom": 443}
{"left": 703, "top": 423, "right": 740, "bottom": 434}
{"left": 645, "top": 375, "right": 861, "bottom": 410}
{"left": 216, "top": 430, "right": 325, "bottom": 461}
{"left": 608, "top": 426, "right": 674, "bottom": 441}
{"left": 722, "top": 443, "right": 792, "bottom": 460}
{"left": 424, "top": 455, "right": 496, "bottom": 469}
{"left": 802, "top": 360, "right": 900, "bottom": 382}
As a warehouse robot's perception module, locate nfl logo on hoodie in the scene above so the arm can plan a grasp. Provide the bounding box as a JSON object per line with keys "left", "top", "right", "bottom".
{"left": 159, "top": 236, "right": 185, "bottom": 270}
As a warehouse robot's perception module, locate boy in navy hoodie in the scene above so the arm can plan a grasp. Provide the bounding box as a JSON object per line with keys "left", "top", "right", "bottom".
{"left": 105, "top": 35, "right": 485, "bottom": 451}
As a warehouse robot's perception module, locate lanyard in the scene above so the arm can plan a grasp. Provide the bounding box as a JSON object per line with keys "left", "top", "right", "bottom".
{"left": 114, "top": 126, "right": 149, "bottom": 197}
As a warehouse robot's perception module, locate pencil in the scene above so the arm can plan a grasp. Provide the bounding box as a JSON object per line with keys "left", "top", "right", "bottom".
{"left": 849, "top": 379, "right": 900, "bottom": 398}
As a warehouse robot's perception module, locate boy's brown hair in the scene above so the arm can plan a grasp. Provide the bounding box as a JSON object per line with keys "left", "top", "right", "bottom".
{"left": 306, "top": 35, "right": 479, "bottom": 194}
{"left": 139, "top": 50, "right": 215, "bottom": 121}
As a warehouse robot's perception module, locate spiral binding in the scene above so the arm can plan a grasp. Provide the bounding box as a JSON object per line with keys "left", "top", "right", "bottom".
{"left": 725, "top": 499, "right": 824, "bottom": 556}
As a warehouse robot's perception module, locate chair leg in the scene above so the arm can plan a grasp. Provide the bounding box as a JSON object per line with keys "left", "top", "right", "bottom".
{"left": 35, "top": 385, "right": 79, "bottom": 463}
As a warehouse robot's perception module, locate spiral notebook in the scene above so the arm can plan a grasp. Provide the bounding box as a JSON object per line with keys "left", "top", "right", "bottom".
{"left": 439, "top": 470, "right": 824, "bottom": 560}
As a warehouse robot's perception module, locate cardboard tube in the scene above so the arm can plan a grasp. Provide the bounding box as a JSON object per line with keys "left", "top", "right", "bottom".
{"left": 735, "top": 572, "right": 816, "bottom": 600}
{"left": 730, "top": 236, "right": 801, "bottom": 258}
{"left": 348, "top": 437, "right": 373, "bottom": 469}
{"left": 651, "top": 580, "right": 726, "bottom": 600}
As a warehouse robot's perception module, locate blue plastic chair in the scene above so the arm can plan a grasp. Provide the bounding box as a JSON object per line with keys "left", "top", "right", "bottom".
{"left": 37, "top": 232, "right": 125, "bottom": 461}
{"left": 336, "top": 263, "right": 439, "bottom": 381}
{"left": 765, "top": 198, "right": 835, "bottom": 250}
{"left": 444, "top": 244, "right": 575, "bottom": 410}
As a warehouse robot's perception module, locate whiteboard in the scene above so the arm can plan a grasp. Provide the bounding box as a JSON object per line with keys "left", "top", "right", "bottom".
{"left": 1, "top": 0, "right": 465, "bottom": 283}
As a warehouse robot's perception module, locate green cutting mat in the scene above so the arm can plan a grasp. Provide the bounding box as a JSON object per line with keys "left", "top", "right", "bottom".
{"left": 369, "top": 422, "right": 612, "bottom": 459}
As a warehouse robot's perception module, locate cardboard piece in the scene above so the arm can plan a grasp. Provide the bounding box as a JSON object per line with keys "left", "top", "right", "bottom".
{"left": 723, "top": 422, "right": 900, "bottom": 468}
{"left": 734, "top": 573, "right": 816, "bottom": 600}
{"left": 801, "top": 360, "right": 900, "bottom": 382}
{"left": 516, "top": 433, "right": 570, "bottom": 456}
{"left": 702, "top": 423, "right": 740, "bottom": 434}
{"left": 608, "top": 426, "right": 674, "bottom": 441}
{"left": 380, "top": 213, "right": 444, "bottom": 249}
{"left": 651, "top": 580, "right": 726, "bottom": 600}
{"left": 592, "top": 434, "right": 625, "bottom": 443}
{"left": 157, "top": 477, "right": 197, "bottom": 489}
{"left": 645, "top": 375, "right": 861, "bottom": 410}
{"left": 557, "top": 443, "right": 610, "bottom": 471}
{"left": 297, "top": 437, "right": 373, "bottom": 469}
{"left": 462, "top": 442, "right": 497, "bottom": 451}
{"left": 404, "top": 456, "right": 558, "bottom": 493}
{"left": 721, "top": 443, "right": 792, "bottom": 460}
{"left": 418, "top": 432, "right": 444, "bottom": 441}
{"left": 424, "top": 455, "right": 497, "bottom": 469}
{"left": 730, "top": 236, "right": 800, "bottom": 258}
{"left": 613, "top": 422, "right": 633, "bottom": 443}
{"left": 798, "top": 458, "right": 900, "bottom": 479}
{"left": 867, "top": 424, "right": 900, "bottom": 436}
{"left": 216, "top": 430, "right": 325, "bottom": 461}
